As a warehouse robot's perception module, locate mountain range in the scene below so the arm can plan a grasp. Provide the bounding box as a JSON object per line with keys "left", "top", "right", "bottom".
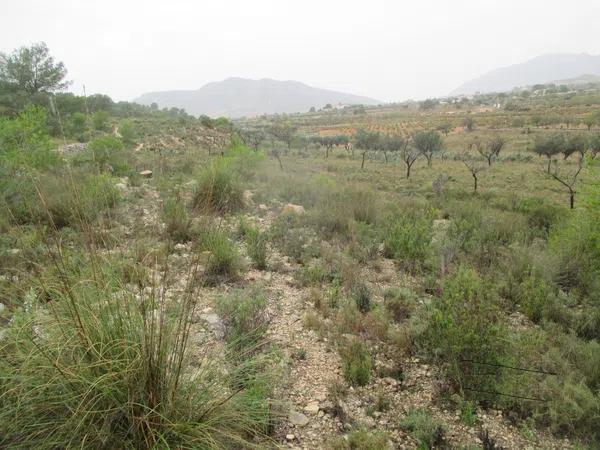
{"left": 451, "top": 53, "right": 600, "bottom": 95}
{"left": 135, "top": 77, "right": 380, "bottom": 118}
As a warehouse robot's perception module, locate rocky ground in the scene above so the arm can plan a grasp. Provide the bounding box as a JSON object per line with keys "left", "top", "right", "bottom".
{"left": 114, "top": 179, "right": 572, "bottom": 450}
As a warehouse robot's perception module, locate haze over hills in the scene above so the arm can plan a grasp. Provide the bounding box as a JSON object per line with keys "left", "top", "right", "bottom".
{"left": 135, "top": 77, "right": 381, "bottom": 118}
{"left": 451, "top": 53, "right": 600, "bottom": 95}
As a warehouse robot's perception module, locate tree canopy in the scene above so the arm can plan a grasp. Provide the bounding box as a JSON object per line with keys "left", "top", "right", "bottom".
{"left": 0, "top": 42, "right": 70, "bottom": 94}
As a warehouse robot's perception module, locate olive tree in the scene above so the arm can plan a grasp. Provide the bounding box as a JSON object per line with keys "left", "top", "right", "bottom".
{"left": 563, "top": 134, "right": 587, "bottom": 160}
{"left": 534, "top": 133, "right": 565, "bottom": 173}
{"left": 459, "top": 152, "right": 486, "bottom": 192}
{"left": 269, "top": 121, "right": 296, "bottom": 153}
{"left": 476, "top": 137, "right": 505, "bottom": 166}
{"left": 399, "top": 141, "right": 420, "bottom": 178}
{"left": 549, "top": 158, "right": 583, "bottom": 209}
{"left": 354, "top": 129, "right": 379, "bottom": 169}
{"left": 413, "top": 130, "right": 443, "bottom": 167}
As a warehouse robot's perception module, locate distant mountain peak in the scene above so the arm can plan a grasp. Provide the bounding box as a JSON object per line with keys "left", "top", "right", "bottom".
{"left": 451, "top": 53, "right": 600, "bottom": 95}
{"left": 135, "top": 77, "right": 380, "bottom": 117}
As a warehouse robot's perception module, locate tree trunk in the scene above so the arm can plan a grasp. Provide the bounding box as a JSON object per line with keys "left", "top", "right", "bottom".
{"left": 325, "top": 147, "right": 329, "bottom": 159}
{"left": 473, "top": 173, "right": 478, "bottom": 192}
{"left": 547, "top": 157, "right": 552, "bottom": 173}
{"left": 406, "top": 163, "right": 411, "bottom": 179}
{"left": 361, "top": 151, "right": 366, "bottom": 169}
{"left": 427, "top": 155, "right": 432, "bottom": 167}
{"left": 384, "top": 151, "right": 388, "bottom": 163}
{"left": 569, "top": 189, "right": 575, "bottom": 209}
{"left": 277, "top": 155, "right": 283, "bottom": 171}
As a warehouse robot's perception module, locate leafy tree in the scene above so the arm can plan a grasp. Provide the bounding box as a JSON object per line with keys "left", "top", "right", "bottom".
{"left": 437, "top": 122, "right": 452, "bottom": 136}
{"left": 463, "top": 116, "right": 475, "bottom": 132}
{"left": 589, "top": 133, "right": 600, "bottom": 158}
{"left": 240, "top": 128, "right": 265, "bottom": 152}
{"left": 379, "top": 134, "right": 405, "bottom": 164}
{"left": 269, "top": 121, "right": 296, "bottom": 153}
{"left": 68, "top": 112, "right": 88, "bottom": 140}
{"left": 534, "top": 133, "right": 565, "bottom": 173}
{"left": 0, "top": 42, "right": 69, "bottom": 94}
{"left": 119, "top": 120, "right": 137, "bottom": 145}
{"left": 354, "top": 128, "right": 379, "bottom": 169}
{"left": 419, "top": 98, "right": 438, "bottom": 110}
{"left": 92, "top": 111, "right": 109, "bottom": 131}
{"left": 476, "top": 137, "right": 505, "bottom": 166}
{"left": 549, "top": 158, "right": 583, "bottom": 209}
{"left": 413, "top": 130, "right": 443, "bottom": 167}
{"left": 399, "top": 141, "right": 420, "bottom": 179}
{"left": 460, "top": 152, "right": 486, "bottom": 192}
{"left": 563, "top": 134, "right": 587, "bottom": 160}
{"left": 0, "top": 106, "right": 57, "bottom": 169}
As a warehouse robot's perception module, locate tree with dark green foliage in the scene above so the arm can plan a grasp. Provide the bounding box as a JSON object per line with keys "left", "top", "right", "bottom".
{"left": 413, "top": 130, "right": 443, "bottom": 167}
{"left": 534, "top": 133, "right": 565, "bottom": 173}
{"left": 562, "top": 134, "right": 587, "bottom": 160}
{"left": 0, "top": 42, "right": 70, "bottom": 94}
{"left": 269, "top": 121, "right": 297, "bottom": 153}
{"left": 354, "top": 128, "right": 380, "bottom": 169}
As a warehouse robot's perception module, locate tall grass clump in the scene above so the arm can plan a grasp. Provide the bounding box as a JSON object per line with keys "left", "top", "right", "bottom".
{"left": 244, "top": 225, "right": 268, "bottom": 270}
{"left": 162, "top": 195, "right": 193, "bottom": 243}
{"left": 0, "top": 248, "right": 273, "bottom": 449}
{"left": 196, "top": 227, "right": 242, "bottom": 282}
{"left": 340, "top": 338, "right": 372, "bottom": 386}
{"left": 192, "top": 159, "right": 244, "bottom": 214}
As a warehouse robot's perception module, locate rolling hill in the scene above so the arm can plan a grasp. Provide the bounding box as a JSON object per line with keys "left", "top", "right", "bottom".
{"left": 134, "top": 77, "right": 381, "bottom": 118}
{"left": 451, "top": 53, "right": 600, "bottom": 95}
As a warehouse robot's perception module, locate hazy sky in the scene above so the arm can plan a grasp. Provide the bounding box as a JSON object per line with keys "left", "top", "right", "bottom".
{"left": 2, "top": 0, "right": 599, "bottom": 102}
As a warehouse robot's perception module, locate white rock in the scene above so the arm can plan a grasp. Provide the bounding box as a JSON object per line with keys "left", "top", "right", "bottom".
{"left": 139, "top": 170, "right": 153, "bottom": 178}
{"left": 281, "top": 203, "right": 305, "bottom": 215}
{"left": 285, "top": 434, "right": 295, "bottom": 441}
{"left": 289, "top": 410, "right": 309, "bottom": 427}
{"left": 304, "top": 402, "right": 319, "bottom": 415}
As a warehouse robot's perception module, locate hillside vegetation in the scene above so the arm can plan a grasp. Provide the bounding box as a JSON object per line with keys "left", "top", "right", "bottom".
{"left": 2, "top": 43, "right": 600, "bottom": 449}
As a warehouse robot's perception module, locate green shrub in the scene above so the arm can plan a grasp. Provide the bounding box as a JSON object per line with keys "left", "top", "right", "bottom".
{"left": 192, "top": 160, "right": 244, "bottom": 214}
{"left": 352, "top": 282, "right": 371, "bottom": 313}
{"left": 2, "top": 171, "right": 119, "bottom": 229}
{"left": 119, "top": 119, "right": 137, "bottom": 145}
{"left": 400, "top": 409, "right": 447, "bottom": 449}
{"left": 384, "top": 287, "right": 417, "bottom": 322}
{"left": 329, "top": 428, "right": 389, "bottom": 450}
{"left": 340, "top": 339, "right": 372, "bottom": 386}
{"left": 244, "top": 225, "right": 268, "bottom": 270}
{"left": 74, "top": 135, "right": 130, "bottom": 175}
{"left": 196, "top": 229, "right": 242, "bottom": 281}
{"left": 216, "top": 286, "right": 269, "bottom": 348}
{"left": 92, "top": 110, "right": 109, "bottom": 131}
{"left": 0, "top": 106, "right": 59, "bottom": 169}
{"left": 417, "top": 266, "right": 506, "bottom": 396}
{"left": 0, "top": 255, "right": 272, "bottom": 449}
{"left": 383, "top": 210, "right": 434, "bottom": 270}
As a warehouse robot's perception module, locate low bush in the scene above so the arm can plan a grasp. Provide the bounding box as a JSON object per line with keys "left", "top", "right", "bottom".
{"left": 216, "top": 286, "right": 269, "bottom": 349}
{"left": 244, "top": 225, "right": 268, "bottom": 270}
{"left": 384, "top": 287, "right": 417, "bottom": 322}
{"left": 329, "top": 428, "right": 389, "bottom": 450}
{"left": 417, "top": 266, "right": 506, "bottom": 396}
{"left": 382, "top": 209, "right": 434, "bottom": 271}
{"left": 340, "top": 339, "right": 372, "bottom": 386}
{"left": 196, "top": 228, "right": 242, "bottom": 281}
{"left": 400, "top": 409, "right": 447, "bottom": 449}
{"left": 162, "top": 195, "right": 193, "bottom": 243}
{"left": 192, "top": 159, "right": 244, "bottom": 214}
